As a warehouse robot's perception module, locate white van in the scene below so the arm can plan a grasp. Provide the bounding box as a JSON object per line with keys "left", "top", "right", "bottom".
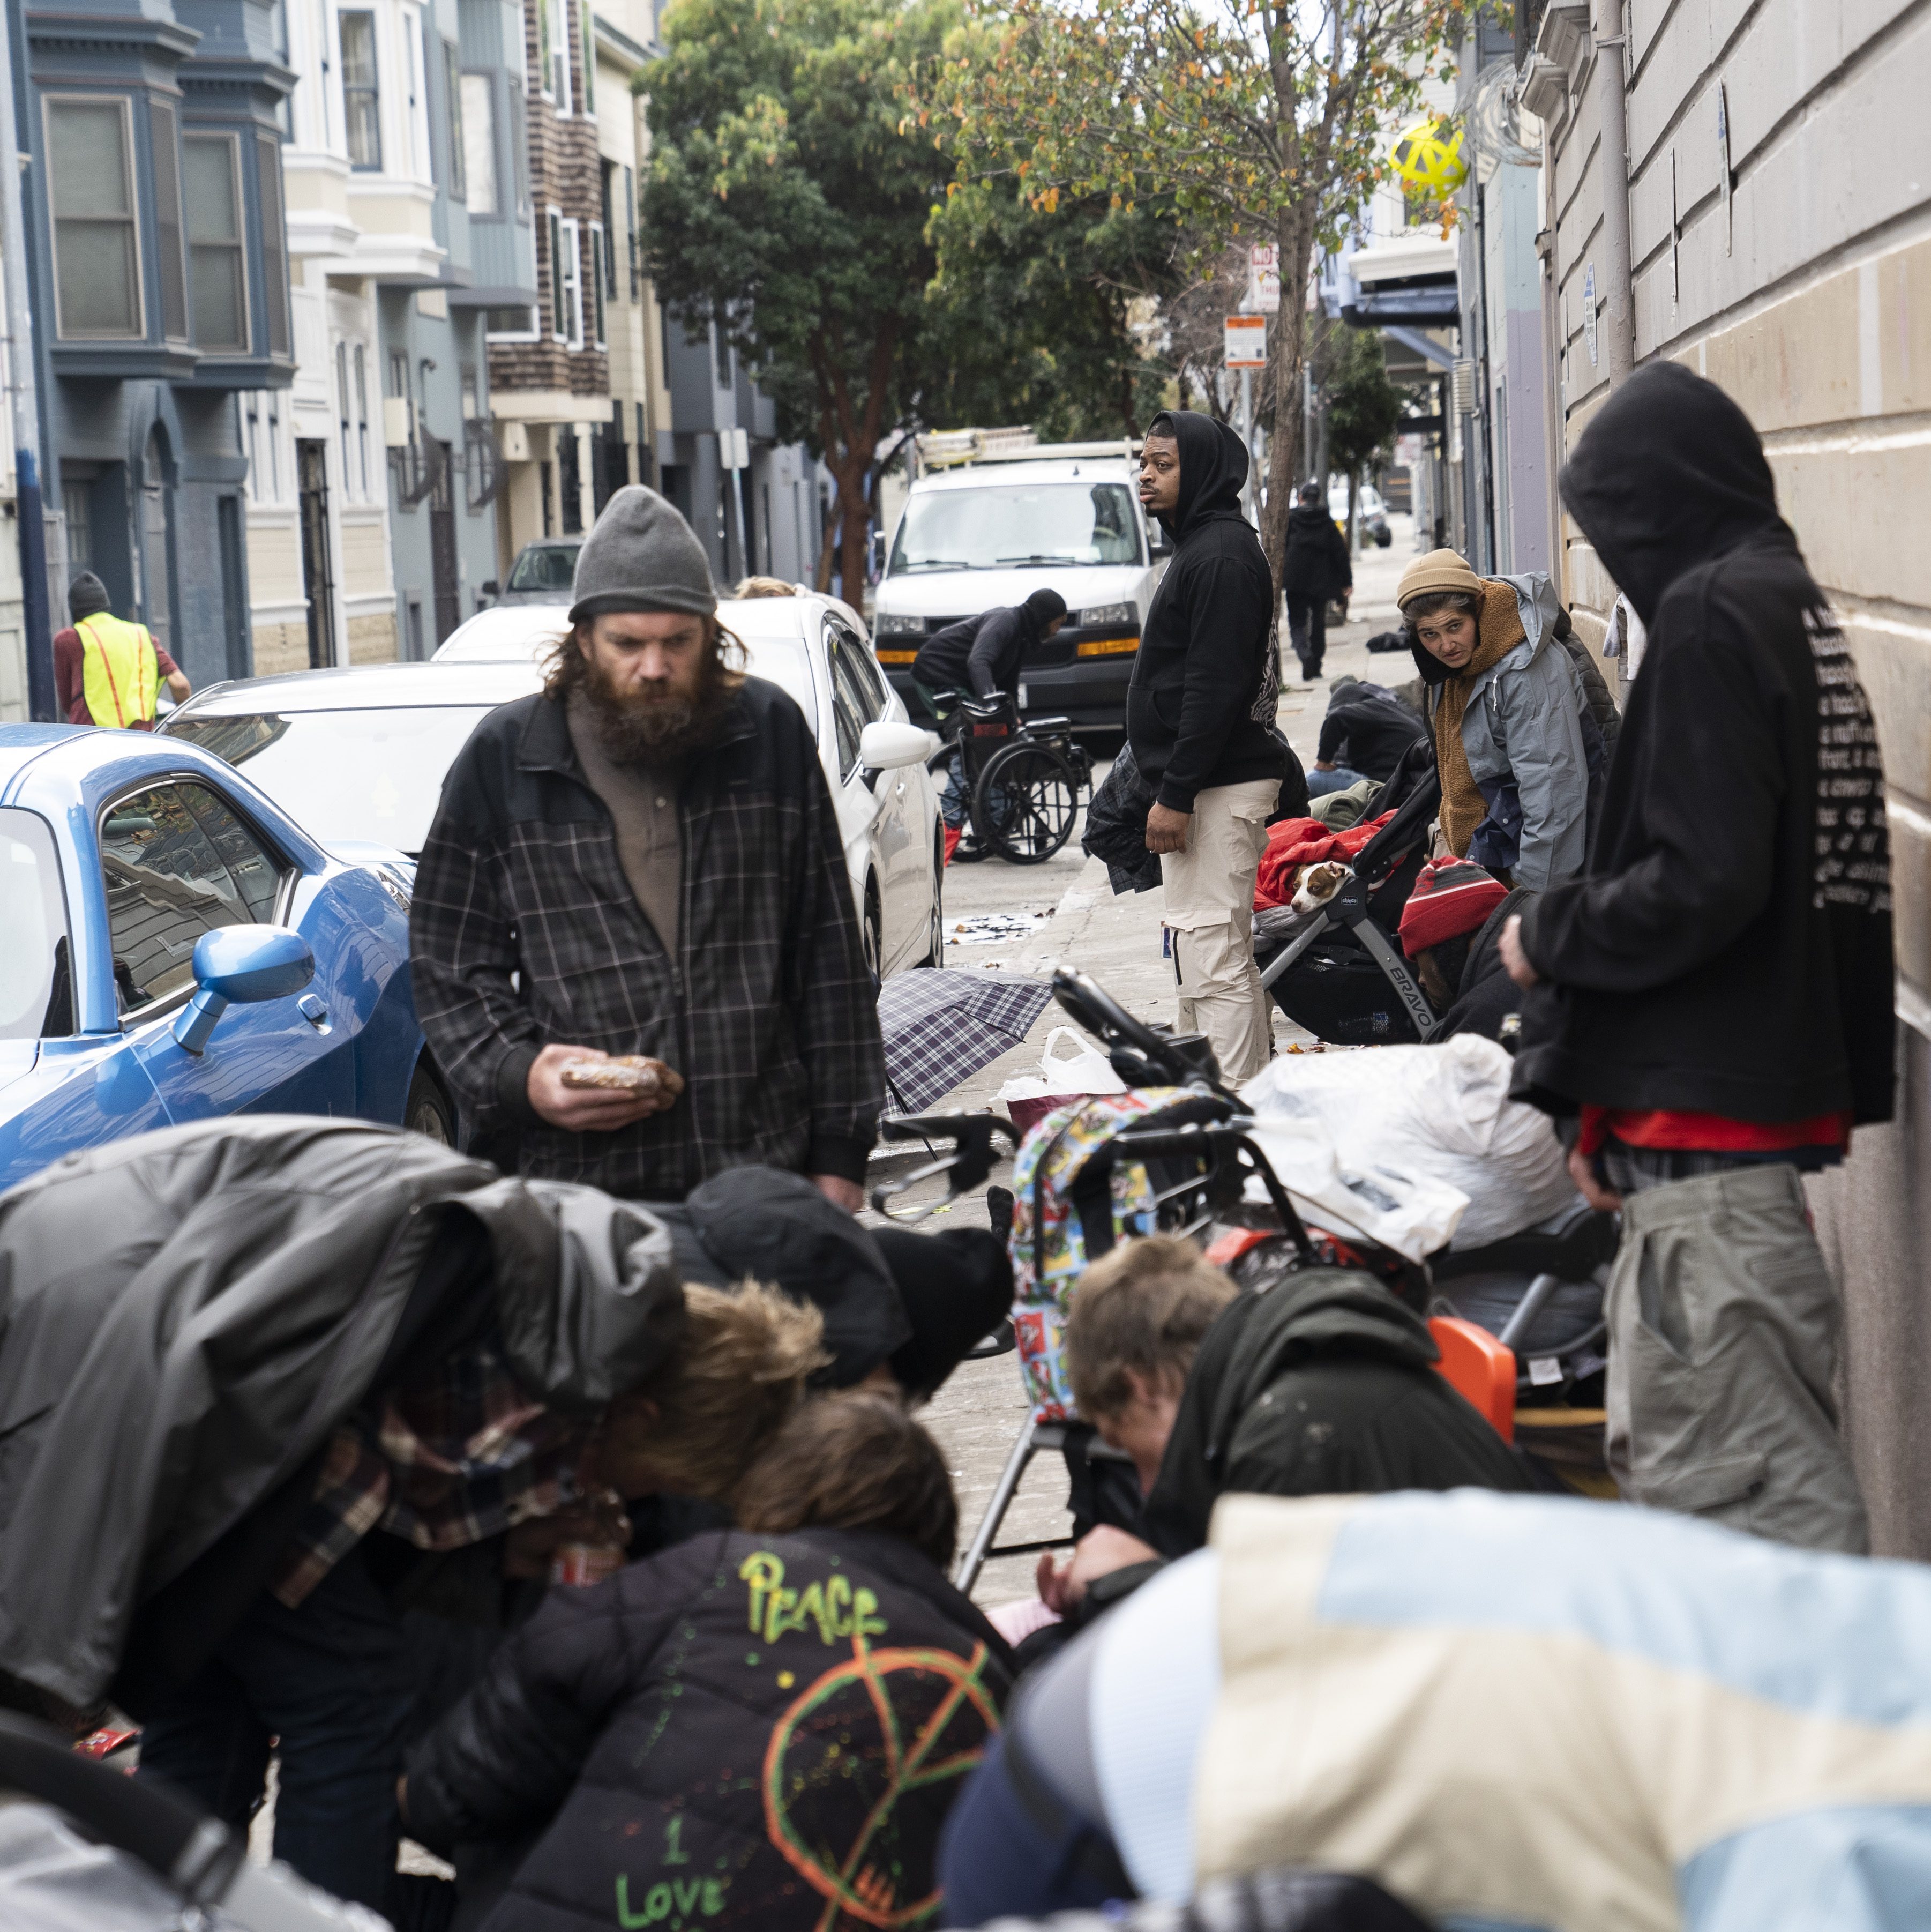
{"left": 870, "top": 442, "right": 1168, "bottom": 736}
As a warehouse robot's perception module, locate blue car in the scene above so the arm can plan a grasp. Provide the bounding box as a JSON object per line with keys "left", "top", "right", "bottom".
{"left": 0, "top": 724, "right": 451, "bottom": 1192}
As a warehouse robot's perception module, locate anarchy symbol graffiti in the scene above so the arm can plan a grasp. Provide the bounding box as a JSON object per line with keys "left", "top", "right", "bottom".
{"left": 760, "top": 1638, "right": 1001, "bottom": 1930}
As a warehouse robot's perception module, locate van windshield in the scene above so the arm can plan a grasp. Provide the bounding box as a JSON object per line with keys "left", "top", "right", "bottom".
{"left": 888, "top": 483, "right": 1142, "bottom": 573}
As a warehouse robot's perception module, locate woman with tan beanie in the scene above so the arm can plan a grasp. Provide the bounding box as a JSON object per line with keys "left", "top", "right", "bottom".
{"left": 1397, "top": 548, "right": 1602, "bottom": 892}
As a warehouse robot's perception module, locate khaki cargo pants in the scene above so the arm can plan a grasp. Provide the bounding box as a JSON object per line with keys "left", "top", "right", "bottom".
{"left": 1160, "top": 779, "right": 1278, "bottom": 1086}
{"left": 1604, "top": 1161, "right": 1869, "bottom": 1555}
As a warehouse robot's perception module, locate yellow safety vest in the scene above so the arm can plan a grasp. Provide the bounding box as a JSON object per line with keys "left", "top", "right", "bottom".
{"left": 77, "top": 612, "right": 160, "bottom": 728}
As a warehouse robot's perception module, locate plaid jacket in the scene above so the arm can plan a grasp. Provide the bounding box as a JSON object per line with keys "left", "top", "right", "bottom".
{"left": 271, "top": 1341, "right": 591, "bottom": 1608}
{"left": 410, "top": 680, "right": 884, "bottom": 1197}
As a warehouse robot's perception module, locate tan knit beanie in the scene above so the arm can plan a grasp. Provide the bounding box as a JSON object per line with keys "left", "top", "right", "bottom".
{"left": 1396, "top": 548, "right": 1485, "bottom": 612}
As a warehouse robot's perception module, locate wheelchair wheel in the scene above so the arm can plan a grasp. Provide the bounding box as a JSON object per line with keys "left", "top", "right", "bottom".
{"left": 974, "top": 739, "right": 1081, "bottom": 864}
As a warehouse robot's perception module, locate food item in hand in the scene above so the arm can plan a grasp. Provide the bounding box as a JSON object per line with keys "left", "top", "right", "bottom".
{"left": 559, "top": 1054, "right": 685, "bottom": 1098}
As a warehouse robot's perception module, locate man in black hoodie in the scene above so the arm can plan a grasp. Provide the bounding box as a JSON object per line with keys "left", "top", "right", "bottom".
{"left": 1501, "top": 363, "right": 1894, "bottom": 1555}
{"left": 1281, "top": 482, "right": 1352, "bottom": 681}
{"left": 1129, "top": 410, "right": 1289, "bottom": 1083}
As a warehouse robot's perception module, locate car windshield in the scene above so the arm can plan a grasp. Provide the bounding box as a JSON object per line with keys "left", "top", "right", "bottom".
{"left": 0, "top": 809, "right": 71, "bottom": 1041}
{"left": 888, "top": 483, "right": 1141, "bottom": 573}
{"left": 506, "top": 544, "right": 581, "bottom": 592}
{"left": 168, "top": 708, "right": 501, "bottom": 856}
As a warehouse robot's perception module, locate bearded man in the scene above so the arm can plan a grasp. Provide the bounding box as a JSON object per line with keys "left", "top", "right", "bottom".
{"left": 410, "top": 486, "right": 884, "bottom": 1206}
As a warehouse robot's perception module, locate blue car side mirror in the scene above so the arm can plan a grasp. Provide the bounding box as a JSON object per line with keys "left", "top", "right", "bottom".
{"left": 173, "top": 926, "right": 316, "bottom": 1055}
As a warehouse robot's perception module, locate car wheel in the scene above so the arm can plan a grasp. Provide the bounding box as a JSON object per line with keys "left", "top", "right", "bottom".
{"left": 863, "top": 885, "right": 884, "bottom": 994}
{"left": 405, "top": 1063, "right": 455, "bottom": 1144}
{"left": 918, "top": 836, "right": 945, "bottom": 967}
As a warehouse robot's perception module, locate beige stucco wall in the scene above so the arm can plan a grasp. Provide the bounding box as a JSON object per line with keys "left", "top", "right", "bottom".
{"left": 253, "top": 622, "right": 312, "bottom": 678}
{"left": 1537, "top": 0, "right": 1931, "bottom": 1556}
{"left": 348, "top": 611, "right": 400, "bottom": 663}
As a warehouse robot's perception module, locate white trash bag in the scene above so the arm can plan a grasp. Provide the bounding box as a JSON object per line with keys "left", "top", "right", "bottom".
{"left": 1241, "top": 1114, "right": 1471, "bottom": 1263}
{"left": 1239, "top": 1035, "right": 1581, "bottom": 1251}
{"left": 996, "top": 1026, "right": 1128, "bottom": 1134}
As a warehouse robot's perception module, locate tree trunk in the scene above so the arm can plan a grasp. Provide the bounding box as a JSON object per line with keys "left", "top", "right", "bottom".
{"left": 835, "top": 458, "right": 872, "bottom": 610}
{"left": 813, "top": 502, "right": 837, "bottom": 592}
{"left": 1260, "top": 207, "right": 1313, "bottom": 598}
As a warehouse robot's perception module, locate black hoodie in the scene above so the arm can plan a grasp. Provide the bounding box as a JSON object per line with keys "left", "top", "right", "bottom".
{"left": 1141, "top": 1273, "right": 1530, "bottom": 1558}
{"left": 1514, "top": 363, "right": 1894, "bottom": 1127}
{"left": 1281, "top": 500, "right": 1351, "bottom": 601}
{"left": 1126, "top": 412, "right": 1287, "bottom": 811}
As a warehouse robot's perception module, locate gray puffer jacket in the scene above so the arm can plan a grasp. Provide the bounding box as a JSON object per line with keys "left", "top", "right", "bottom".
{"left": 0, "top": 1117, "right": 685, "bottom": 1712}
{"left": 1414, "top": 572, "right": 1605, "bottom": 892}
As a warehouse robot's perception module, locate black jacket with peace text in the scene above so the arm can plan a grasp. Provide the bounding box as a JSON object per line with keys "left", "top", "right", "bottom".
{"left": 1514, "top": 361, "right": 1895, "bottom": 1125}
{"left": 405, "top": 1527, "right": 1013, "bottom": 1932}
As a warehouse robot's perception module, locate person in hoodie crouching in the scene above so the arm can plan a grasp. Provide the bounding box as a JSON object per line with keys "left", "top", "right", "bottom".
{"left": 401, "top": 1394, "right": 1014, "bottom": 1932}
{"left": 1032, "top": 1237, "right": 1531, "bottom": 1621}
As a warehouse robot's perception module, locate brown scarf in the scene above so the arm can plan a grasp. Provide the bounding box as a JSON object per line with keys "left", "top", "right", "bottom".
{"left": 1433, "top": 581, "right": 1526, "bottom": 859}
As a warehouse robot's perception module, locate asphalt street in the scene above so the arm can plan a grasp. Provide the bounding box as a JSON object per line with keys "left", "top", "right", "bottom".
{"left": 903, "top": 514, "right": 1420, "bottom": 1607}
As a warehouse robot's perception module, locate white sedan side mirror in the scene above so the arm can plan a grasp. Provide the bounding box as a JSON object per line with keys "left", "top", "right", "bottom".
{"left": 858, "top": 720, "right": 932, "bottom": 772}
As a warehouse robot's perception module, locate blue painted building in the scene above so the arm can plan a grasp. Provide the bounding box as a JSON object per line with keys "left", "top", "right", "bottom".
{"left": 13, "top": 0, "right": 296, "bottom": 702}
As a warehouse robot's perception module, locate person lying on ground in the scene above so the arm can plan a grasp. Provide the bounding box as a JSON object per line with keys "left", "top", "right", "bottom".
{"left": 1400, "top": 550, "right": 1605, "bottom": 891}
{"left": 940, "top": 1489, "right": 1931, "bottom": 1932}
{"left": 1307, "top": 676, "right": 1427, "bottom": 799}
{"left": 1034, "top": 1236, "right": 1529, "bottom": 1619}
{"left": 401, "top": 1393, "right": 1014, "bottom": 1932}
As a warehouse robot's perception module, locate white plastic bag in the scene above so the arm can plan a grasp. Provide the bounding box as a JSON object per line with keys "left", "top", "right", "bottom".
{"left": 1241, "top": 1115, "right": 1471, "bottom": 1262}
{"left": 1239, "top": 1036, "right": 1580, "bottom": 1250}
{"left": 994, "top": 1026, "right": 1127, "bottom": 1107}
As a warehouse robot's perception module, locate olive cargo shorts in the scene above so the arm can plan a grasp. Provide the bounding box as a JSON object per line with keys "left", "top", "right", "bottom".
{"left": 1604, "top": 1161, "right": 1869, "bottom": 1555}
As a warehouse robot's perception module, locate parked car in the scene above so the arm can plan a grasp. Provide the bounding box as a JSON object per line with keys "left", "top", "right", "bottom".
{"left": 871, "top": 444, "right": 1168, "bottom": 738}
{"left": 172, "top": 593, "right": 947, "bottom": 984}
{"left": 1329, "top": 479, "right": 1393, "bottom": 548}
{"left": 0, "top": 725, "right": 447, "bottom": 1194}
{"left": 480, "top": 538, "right": 583, "bottom": 607}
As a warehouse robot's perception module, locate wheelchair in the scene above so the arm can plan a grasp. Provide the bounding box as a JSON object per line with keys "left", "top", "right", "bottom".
{"left": 925, "top": 689, "right": 1092, "bottom": 866}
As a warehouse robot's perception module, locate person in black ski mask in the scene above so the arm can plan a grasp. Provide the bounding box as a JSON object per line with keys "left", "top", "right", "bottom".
{"left": 1128, "top": 411, "right": 1290, "bottom": 1083}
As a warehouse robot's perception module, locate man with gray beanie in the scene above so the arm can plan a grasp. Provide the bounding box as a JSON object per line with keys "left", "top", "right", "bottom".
{"left": 410, "top": 486, "right": 885, "bottom": 1207}
{"left": 53, "top": 571, "right": 190, "bottom": 728}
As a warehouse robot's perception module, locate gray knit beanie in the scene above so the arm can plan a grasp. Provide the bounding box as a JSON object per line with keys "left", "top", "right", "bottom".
{"left": 69, "top": 572, "right": 111, "bottom": 623}
{"left": 569, "top": 485, "right": 716, "bottom": 623}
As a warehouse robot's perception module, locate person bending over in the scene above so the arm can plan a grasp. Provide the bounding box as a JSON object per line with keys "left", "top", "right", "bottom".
{"left": 133, "top": 1278, "right": 826, "bottom": 1915}
{"left": 1307, "top": 675, "right": 1426, "bottom": 799}
{"left": 1399, "top": 549, "right": 1600, "bottom": 892}
{"left": 1036, "top": 1237, "right": 1528, "bottom": 1617}
{"left": 402, "top": 1393, "right": 1014, "bottom": 1931}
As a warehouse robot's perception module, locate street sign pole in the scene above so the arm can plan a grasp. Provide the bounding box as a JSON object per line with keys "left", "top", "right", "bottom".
{"left": 1240, "top": 367, "right": 1255, "bottom": 525}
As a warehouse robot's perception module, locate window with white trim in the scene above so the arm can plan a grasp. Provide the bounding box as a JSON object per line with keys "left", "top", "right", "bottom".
{"left": 442, "top": 39, "right": 467, "bottom": 202}
{"left": 45, "top": 96, "right": 143, "bottom": 339}
{"left": 589, "top": 221, "right": 606, "bottom": 348}
{"left": 547, "top": 207, "right": 565, "bottom": 339}
{"left": 559, "top": 215, "right": 583, "bottom": 347}
{"left": 340, "top": 12, "right": 381, "bottom": 168}
{"left": 543, "top": 0, "right": 571, "bottom": 112}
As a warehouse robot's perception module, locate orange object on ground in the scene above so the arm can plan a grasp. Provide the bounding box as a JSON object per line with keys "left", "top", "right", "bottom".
{"left": 1253, "top": 809, "right": 1395, "bottom": 909}
{"left": 1428, "top": 1315, "right": 1516, "bottom": 1443}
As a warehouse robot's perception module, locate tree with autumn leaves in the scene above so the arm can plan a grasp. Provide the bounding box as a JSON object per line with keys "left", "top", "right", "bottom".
{"left": 638, "top": 0, "right": 1182, "bottom": 595}
{"left": 919, "top": 0, "right": 1463, "bottom": 584}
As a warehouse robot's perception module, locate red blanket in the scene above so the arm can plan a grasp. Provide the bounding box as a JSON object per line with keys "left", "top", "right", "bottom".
{"left": 1253, "top": 809, "right": 1395, "bottom": 909}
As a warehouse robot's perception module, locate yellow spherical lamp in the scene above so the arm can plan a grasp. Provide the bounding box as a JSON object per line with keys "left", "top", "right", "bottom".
{"left": 1389, "top": 116, "right": 1468, "bottom": 195}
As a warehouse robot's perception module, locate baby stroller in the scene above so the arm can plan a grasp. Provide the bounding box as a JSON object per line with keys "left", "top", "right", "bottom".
{"left": 1254, "top": 768, "right": 1445, "bottom": 1047}
{"left": 0, "top": 1712, "right": 386, "bottom": 1929}
{"left": 873, "top": 967, "right": 1599, "bottom": 1588}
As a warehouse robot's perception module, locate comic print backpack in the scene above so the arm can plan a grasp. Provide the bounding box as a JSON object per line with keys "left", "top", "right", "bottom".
{"left": 1007, "top": 1087, "right": 1229, "bottom": 1421}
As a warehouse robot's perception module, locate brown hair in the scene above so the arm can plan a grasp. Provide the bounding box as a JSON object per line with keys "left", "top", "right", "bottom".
{"left": 732, "top": 576, "right": 799, "bottom": 599}
{"left": 1064, "top": 1235, "right": 1238, "bottom": 1423}
{"left": 735, "top": 1392, "right": 959, "bottom": 1570}
{"left": 601, "top": 1282, "right": 828, "bottom": 1505}
{"left": 1401, "top": 588, "right": 1479, "bottom": 646}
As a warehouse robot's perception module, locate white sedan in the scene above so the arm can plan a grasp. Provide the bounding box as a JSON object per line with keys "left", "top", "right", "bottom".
{"left": 168, "top": 593, "right": 947, "bottom": 983}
